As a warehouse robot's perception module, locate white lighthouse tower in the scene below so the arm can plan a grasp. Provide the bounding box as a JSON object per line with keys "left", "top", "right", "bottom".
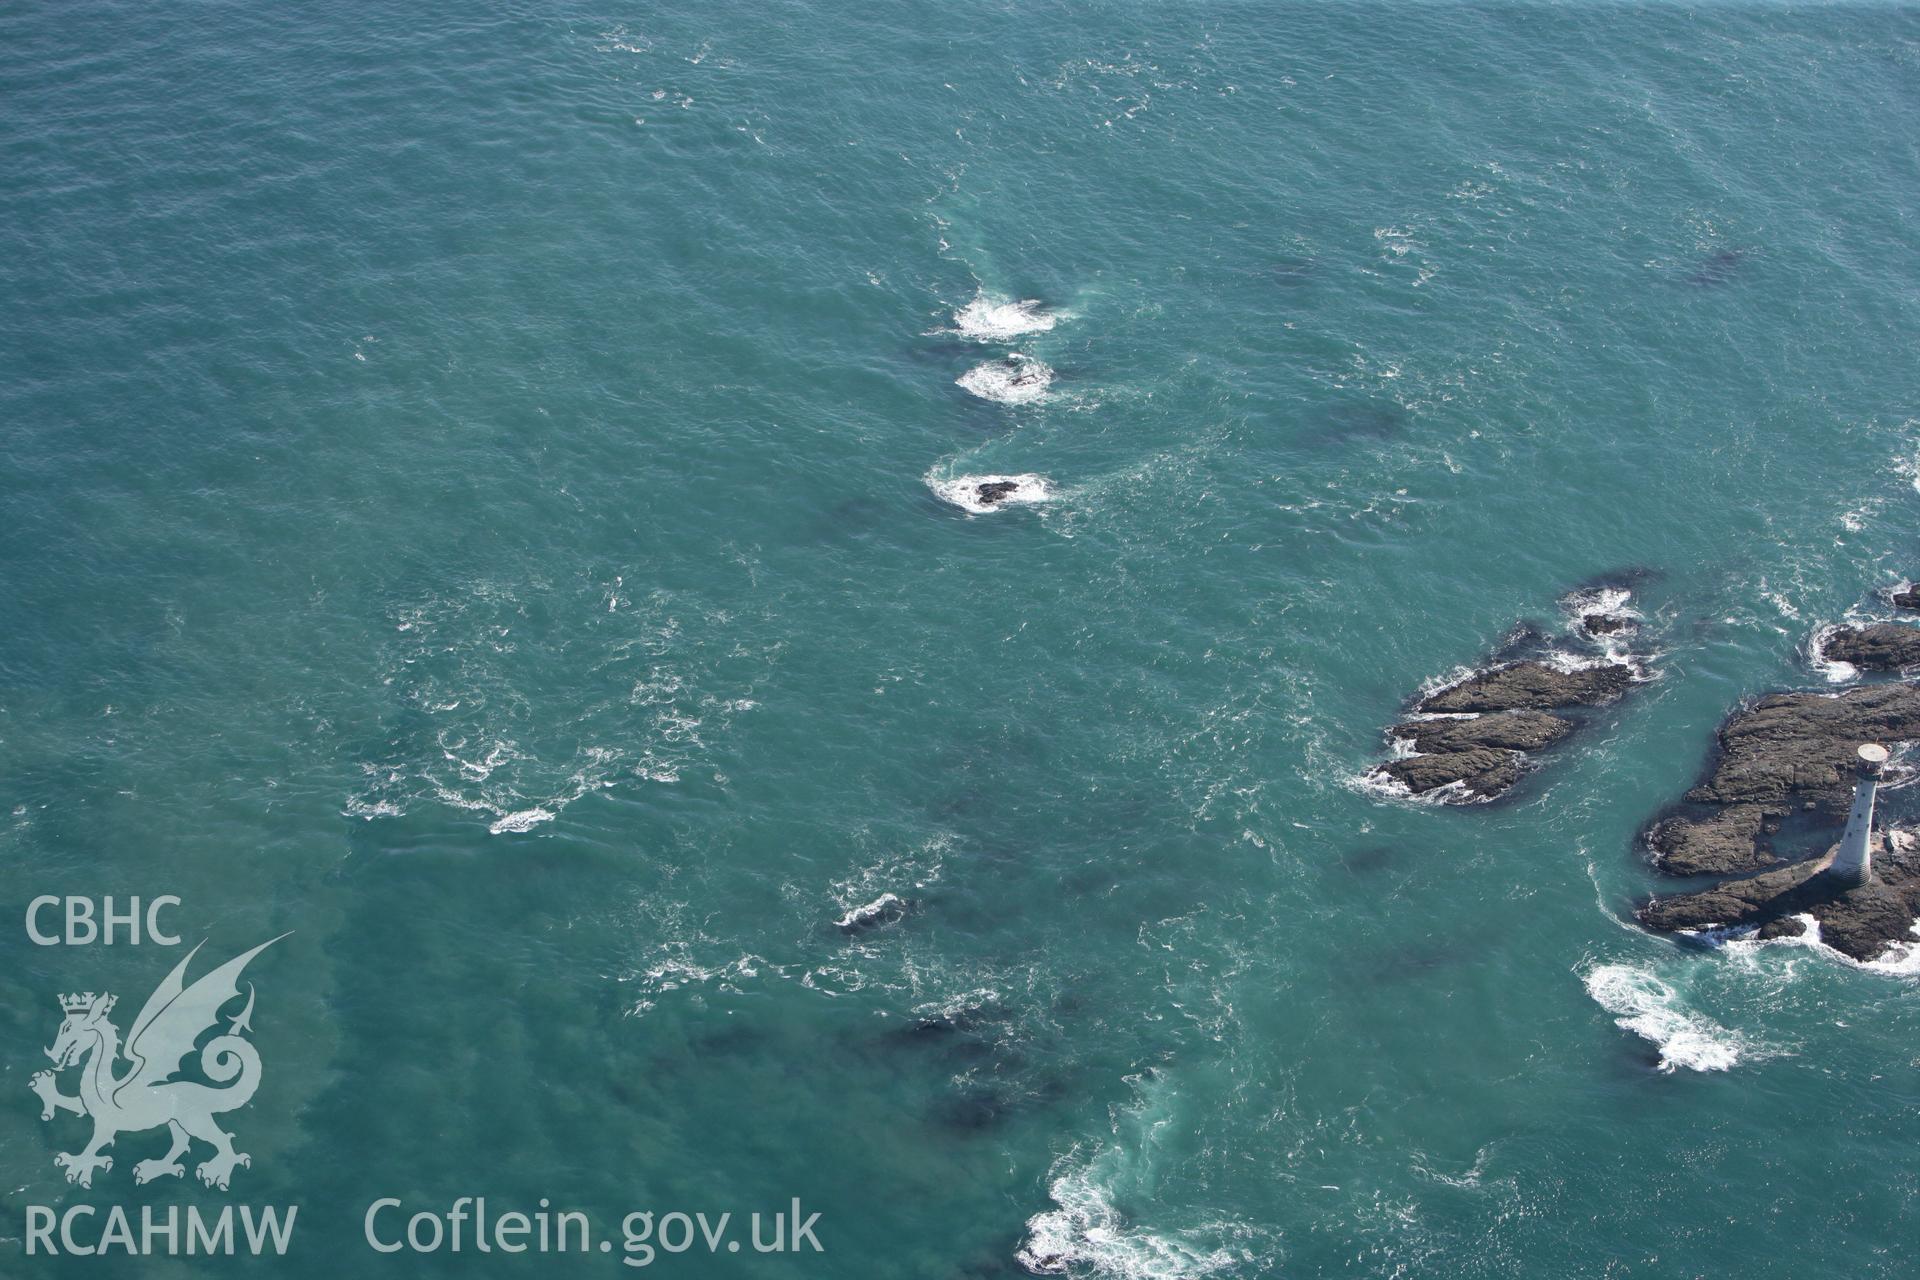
{"left": 1828, "top": 743, "right": 1889, "bottom": 890}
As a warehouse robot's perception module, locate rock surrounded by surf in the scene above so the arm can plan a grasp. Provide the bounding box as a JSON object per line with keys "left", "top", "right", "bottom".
{"left": 956, "top": 354, "right": 1053, "bottom": 405}
{"left": 1633, "top": 633, "right": 1920, "bottom": 965}
{"left": 1639, "top": 826, "right": 1920, "bottom": 963}
{"left": 1365, "top": 588, "right": 1648, "bottom": 803}
{"left": 1812, "top": 620, "right": 1920, "bottom": 675}
{"left": 927, "top": 472, "right": 1053, "bottom": 515}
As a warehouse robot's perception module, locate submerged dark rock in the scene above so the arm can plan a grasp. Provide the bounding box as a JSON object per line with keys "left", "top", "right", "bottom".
{"left": 1320, "top": 401, "right": 1404, "bottom": 442}
{"left": 1583, "top": 613, "right": 1630, "bottom": 636}
{"left": 1684, "top": 247, "right": 1746, "bottom": 287}
{"left": 1419, "top": 660, "right": 1635, "bottom": 714}
{"left": 1639, "top": 830, "right": 1920, "bottom": 963}
{"left": 1820, "top": 622, "right": 1920, "bottom": 672}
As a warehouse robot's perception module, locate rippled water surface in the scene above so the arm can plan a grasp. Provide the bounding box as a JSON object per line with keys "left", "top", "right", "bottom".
{"left": 4, "top": 3, "right": 1920, "bottom": 1276}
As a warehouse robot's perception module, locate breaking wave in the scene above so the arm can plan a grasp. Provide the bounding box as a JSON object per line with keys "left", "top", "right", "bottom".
{"left": 1016, "top": 1071, "right": 1268, "bottom": 1277}
{"left": 1807, "top": 621, "right": 1860, "bottom": 684}
{"left": 1581, "top": 961, "right": 1748, "bottom": 1073}
{"left": 952, "top": 291, "right": 1058, "bottom": 341}
{"left": 956, "top": 354, "right": 1053, "bottom": 404}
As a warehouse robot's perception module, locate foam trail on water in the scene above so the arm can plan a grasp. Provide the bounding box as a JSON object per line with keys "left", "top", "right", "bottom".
{"left": 953, "top": 291, "right": 1058, "bottom": 341}
{"left": 1016, "top": 1072, "right": 1265, "bottom": 1277}
{"left": 1019, "top": 1158, "right": 1240, "bottom": 1279}
{"left": 1581, "top": 961, "right": 1747, "bottom": 1072}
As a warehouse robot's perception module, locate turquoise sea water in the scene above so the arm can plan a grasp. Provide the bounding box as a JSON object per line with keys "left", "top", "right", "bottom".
{"left": 4, "top": 3, "right": 1920, "bottom": 1275}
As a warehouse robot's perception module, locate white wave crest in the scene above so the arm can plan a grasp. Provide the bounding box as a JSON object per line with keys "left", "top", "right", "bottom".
{"left": 1807, "top": 622, "right": 1859, "bottom": 684}
{"left": 926, "top": 472, "right": 1053, "bottom": 514}
{"left": 1582, "top": 961, "right": 1746, "bottom": 1073}
{"left": 1018, "top": 1156, "right": 1241, "bottom": 1280}
{"left": 1717, "top": 906, "right": 1920, "bottom": 977}
{"left": 1562, "top": 586, "right": 1634, "bottom": 619}
{"left": 1347, "top": 765, "right": 1492, "bottom": 808}
{"left": 834, "top": 893, "right": 905, "bottom": 931}
{"left": 953, "top": 291, "right": 1057, "bottom": 341}
{"left": 956, "top": 354, "right": 1053, "bottom": 404}
{"left": 1561, "top": 587, "right": 1641, "bottom": 660}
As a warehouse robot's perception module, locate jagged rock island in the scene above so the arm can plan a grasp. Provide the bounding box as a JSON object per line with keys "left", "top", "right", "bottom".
{"left": 1637, "top": 664, "right": 1920, "bottom": 963}
{"left": 1366, "top": 589, "right": 1648, "bottom": 802}
{"left": 1643, "top": 682, "right": 1920, "bottom": 875}
{"left": 1640, "top": 827, "right": 1920, "bottom": 962}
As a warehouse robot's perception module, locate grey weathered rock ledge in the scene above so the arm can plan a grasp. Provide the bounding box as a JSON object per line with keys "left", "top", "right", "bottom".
{"left": 1645, "top": 682, "right": 1920, "bottom": 875}
{"left": 1639, "top": 830, "right": 1920, "bottom": 963}
{"left": 1818, "top": 622, "right": 1920, "bottom": 672}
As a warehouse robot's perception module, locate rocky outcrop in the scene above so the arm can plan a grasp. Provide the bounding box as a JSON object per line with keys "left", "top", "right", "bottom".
{"left": 1376, "top": 747, "right": 1523, "bottom": 800}
{"left": 1891, "top": 585, "right": 1920, "bottom": 611}
{"left": 1644, "top": 804, "right": 1782, "bottom": 877}
{"left": 1687, "top": 682, "right": 1920, "bottom": 804}
{"left": 1365, "top": 587, "right": 1646, "bottom": 803}
{"left": 1419, "top": 661, "right": 1635, "bottom": 714}
{"left": 1389, "top": 710, "right": 1572, "bottom": 754}
{"left": 1819, "top": 622, "right": 1920, "bottom": 672}
{"left": 974, "top": 481, "right": 1022, "bottom": 507}
{"left": 1645, "top": 682, "right": 1920, "bottom": 875}
{"left": 1639, "top": 831, "right": 1920, "bottom": 963}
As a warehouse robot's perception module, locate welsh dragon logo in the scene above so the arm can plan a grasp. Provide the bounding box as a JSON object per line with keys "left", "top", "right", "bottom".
{"left": 29, "top": 936, "right": 286, "bottom": 1190}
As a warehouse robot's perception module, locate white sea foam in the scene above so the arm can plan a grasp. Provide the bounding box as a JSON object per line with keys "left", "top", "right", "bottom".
{"left": 952, "top": 291, "right": 1057, "bottom": 341}
{"left": 835, "top": 892, "right": 905, "bottom": 931}
{"left": 1560, "top": 586, "right": 1641, "bottom": 659}
{"left": 956, "top": 354, "right": 1053, "bottom": 404}
{"left": 927, "top": 472, "right": 1053, "bottom": 514}
{"left": 1581, "top": 961, "right": 1746, "bottom": 1072}
{"left": 1563, "top": 586, "right": 1634, "bottom": 618}
{"left": 1807, "top": 622, "right": 1859, "bottom": 684}
{"left": 1859, "top": 919, "right": 1920, "bottom": 976}
{"left": 348, "top": 584, "right": 765, "bottom": 833}
{"left": 1348, "top": 765, "right": 1491, "bottom": 808}
{"left": 1014, "top": 1067, "right": 1271, "bottom": 1278}
{"left": 1713, "top": 901, "right": 1920, "bottom": 977}
{"left": 1536, "top": 648, "right": 1625, "bottom": 675}
{"left": 1895, "top": 441, "right": 1920, "bottom": 496}
{"left": 1018, "top": 1154, "right": 1241, "bottom": 1279}
{"left": 1412, "top": 664, "right": 1484, "bottom": 705}
{"left": 489, "top": 807, "right": 555, "bottom": 835}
